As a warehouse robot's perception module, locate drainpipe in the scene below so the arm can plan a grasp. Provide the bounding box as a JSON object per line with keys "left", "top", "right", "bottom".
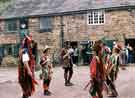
{"left": 60, "top": 16, "right": 64, "bottom": 48}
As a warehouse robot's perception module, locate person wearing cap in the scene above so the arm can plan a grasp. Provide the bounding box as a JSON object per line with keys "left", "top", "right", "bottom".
{"left": 40, "top": 45, "right": 53, "bottom": 96}
{"left": 106, "top": 44, "right": 121, "bottom": 97}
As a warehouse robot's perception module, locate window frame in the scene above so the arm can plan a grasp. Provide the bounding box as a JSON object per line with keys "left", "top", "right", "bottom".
{"left": 87, "top": 10, "right": 105, "bottom": 25}
{"left": 5, "top": 19, "right": 18, "bottom": 33}
{"left": 39, "top": 16, "right": 53, "bottom": 33}
{"left": 19, "top": 18, "right": 29, "bottom": 30}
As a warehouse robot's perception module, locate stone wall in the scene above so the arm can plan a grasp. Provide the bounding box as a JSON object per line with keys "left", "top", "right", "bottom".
{"left": 28, "top": 16, "right": 61, "bottom": 64}
{"left": 63, "top": 14, "right": 88, "bottom": 41}
{"left": 28, "top": 14, "right": 107, "bottom": 51}
{"left": 0, "top": 20, "right": 4, "bottom": 33}
{"left": 105, "top": 10, "right": 135, "bottom": 40}
{"left": 1, "top": 9, "right": 135, "bottom": 50}
{"left": 62, "top": 9, "right": 135, "bottom": 44}
{"left": 0, "top": 19, "right": 19, "bottom": 44}
{"left": 28, "top": 16, "right": 61, "bottom": 51}
{"left": 1, "top": 8, "right": 135, "bottom": 65}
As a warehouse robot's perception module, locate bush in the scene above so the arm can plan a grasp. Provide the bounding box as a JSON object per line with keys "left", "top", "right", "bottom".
{"left": 1, "top": 55, "right": 18, "bottom": 67}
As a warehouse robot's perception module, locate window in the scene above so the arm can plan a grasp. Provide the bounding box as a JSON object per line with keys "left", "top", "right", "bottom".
{"left": 5, "top": 19, "right": 18, "bottom": 32}
{"left": 87, "top": 10, "right": 105, "bottom": 25}
{"left": 40, "top": 17, "right": 53, "bottom": 32}
{"left": 19, "top": 18, "right": 28, "bottom": 29}
{"left": 1, "top": 44, "right": 19, "bottom": 57}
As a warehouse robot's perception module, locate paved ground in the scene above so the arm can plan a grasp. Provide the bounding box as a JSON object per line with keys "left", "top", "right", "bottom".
{"left": 0, "top": 66, "right": 135, "bottom": 98}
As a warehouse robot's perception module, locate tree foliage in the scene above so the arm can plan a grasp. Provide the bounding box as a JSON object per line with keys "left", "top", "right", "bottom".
{"left": 0, "top": 0, "right": 11, "bottom": 3}
{"left": 0, "top": 0, "right": 12, "bottom": 14}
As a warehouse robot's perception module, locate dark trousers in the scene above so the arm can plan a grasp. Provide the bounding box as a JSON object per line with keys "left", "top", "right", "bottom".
{"left": 64, "top": 67, "right": 73, "bottom": 83}
{"left": 89, "top": 80, "right": 103, "bottom": 98}
{"left": 73, "top": 56, "right": 78, "bottom": 64}
{"left": 106, "top": 76, "right": 116, "bottom": 91}
{"left": 43, "top": 79, "right": 51, "bottom": 87}
{"left": 43, "top": 78, "right": 51, "bottom": 91}
{"left": 106, "top": 75, "right": 118, "bottom": 96}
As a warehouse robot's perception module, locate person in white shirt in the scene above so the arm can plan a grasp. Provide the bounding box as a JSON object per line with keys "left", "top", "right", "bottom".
{"left": 73, "top": 46, "right": 79, "bottom": 65}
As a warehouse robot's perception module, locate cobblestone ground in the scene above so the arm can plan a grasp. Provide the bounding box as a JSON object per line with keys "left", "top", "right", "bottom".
{"left": 0, "top": 66, "right": 135, "bottom": 98}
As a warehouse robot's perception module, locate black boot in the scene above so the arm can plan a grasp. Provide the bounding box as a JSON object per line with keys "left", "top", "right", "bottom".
{"left": 65, "top": 80, "right": 68, "bottom": 86}
{"left": 65, "top": 80, "right": 74, "bottom": 86}
{"left": 44, "top": 90, "right": 51, "bottom": 96}
{"left": 22, "top": 94, "right": 28, "bottom": 98}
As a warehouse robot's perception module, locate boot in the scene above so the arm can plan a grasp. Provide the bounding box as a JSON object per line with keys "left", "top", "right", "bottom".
{"left": 65, "top": 80, "right": 68, "bottom": 86}
{"left": 44, "top": 90, "right": 51, "bottom": 96}
{"left": 65, "top": 80, "right": 74, "bottom": 86}
{"left": 22, "top": 94, "right": 28, "bottom": 98}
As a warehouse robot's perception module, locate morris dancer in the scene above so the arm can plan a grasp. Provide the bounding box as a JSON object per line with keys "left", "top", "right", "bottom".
{"left": 40, "top": 45, "right": 53, "bottom": 96}
{"left": 61, "top": 45, "right": 74, "bottom": 86}
{"left": 18, "top": 34, "right": 37, "bottom": 98}
{"left": 106, "top": 44, "right": 121, "bottom": 97}
{"left": 89, "top": 41, "right": 106, "bottom": 98}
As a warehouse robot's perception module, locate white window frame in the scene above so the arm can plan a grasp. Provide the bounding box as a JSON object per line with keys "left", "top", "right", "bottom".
{"left": 87, "top": 10, "right": 105, "bottom": 25}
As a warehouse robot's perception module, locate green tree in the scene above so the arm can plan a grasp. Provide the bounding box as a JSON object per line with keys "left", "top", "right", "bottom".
{"left": 0, "top": 0, "right": 13, "bottom": 14}
{"left": 0, "top": 0, "right": 11, "bottom": 3}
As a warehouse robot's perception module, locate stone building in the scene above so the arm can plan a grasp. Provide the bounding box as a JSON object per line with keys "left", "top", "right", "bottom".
{"left": 0, "top": 0, "right": 135, "bottom": 64}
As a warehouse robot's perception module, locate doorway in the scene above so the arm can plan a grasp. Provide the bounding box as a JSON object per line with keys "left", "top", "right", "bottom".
{"left": 64, "top": 41, "right": 78, "bottom": 48}
{"left": 125, "top": 39, "right": 135, "bottom": 48}
{"left": 125, "top": 39, "right": 135, "bottom": 63}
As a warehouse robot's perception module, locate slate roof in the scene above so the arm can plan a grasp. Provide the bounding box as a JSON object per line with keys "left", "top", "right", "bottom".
{"left": 1, "top": 0, "right": 135, "bottom": 19}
